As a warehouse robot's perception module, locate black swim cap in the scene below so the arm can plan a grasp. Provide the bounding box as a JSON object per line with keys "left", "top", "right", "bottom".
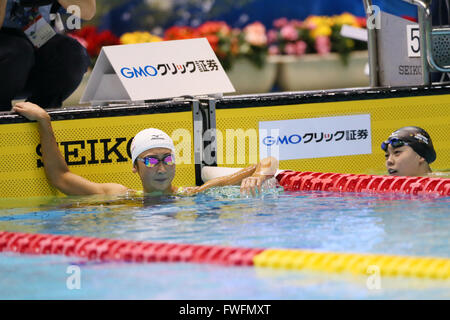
{"left": 386, "top": 126, "right": 436, "bottom": 163}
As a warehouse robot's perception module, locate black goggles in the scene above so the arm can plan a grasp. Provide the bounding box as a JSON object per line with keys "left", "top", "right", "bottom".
{"left": 381, "top": 138, "right": 409, "bottom": 152}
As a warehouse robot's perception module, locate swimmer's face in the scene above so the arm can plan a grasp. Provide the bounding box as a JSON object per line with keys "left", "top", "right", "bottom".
{"left": 385, "top": 144, "right": 425, "bottom": 176}
{"left": 133, "top": 147, "right": 176, "bottom": 193}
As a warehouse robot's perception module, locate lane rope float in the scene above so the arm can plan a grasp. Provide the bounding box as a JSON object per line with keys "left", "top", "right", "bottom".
{"left": 276, "top": 171, "right": 450, "bottom": 196}
{"left": 1, "top": 231, "right": 449, "bottom": 279}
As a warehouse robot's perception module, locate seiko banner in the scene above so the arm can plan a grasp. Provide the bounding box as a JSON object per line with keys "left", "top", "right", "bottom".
{"left": 259, "top": 114, "right": 372, "bottom": 160}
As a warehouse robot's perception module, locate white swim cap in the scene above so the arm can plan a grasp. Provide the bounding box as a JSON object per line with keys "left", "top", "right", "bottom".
{"left": 130, "top": 128, "right": 175, "bottom": 165}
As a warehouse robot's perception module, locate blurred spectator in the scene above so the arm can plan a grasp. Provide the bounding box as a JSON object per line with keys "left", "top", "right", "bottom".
{"left": 0, "top": 0, "right": 95, "bottom": 111}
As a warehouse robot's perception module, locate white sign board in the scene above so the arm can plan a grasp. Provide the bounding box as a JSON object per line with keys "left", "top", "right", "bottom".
{"left": 340, "top": 24, "right": 368, "bottom": 42}
{"left": 259, "top": 114, "right": 372, "bottom": 160}
{"left": 406, "top": 24, "right": 421, "bottom": 58}
{"left": 81, "top": 38, "right": 235, "bottom": 103}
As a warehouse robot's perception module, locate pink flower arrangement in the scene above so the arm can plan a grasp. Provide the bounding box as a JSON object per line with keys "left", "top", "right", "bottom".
{"left": 163, "top": 21, "right": 268, "bottom": 71}
{"left": 273, "top": 18, "right": 289, "bottom": 29}
{"left": 315, "top": 36, "right": 331, "bottom": 55}
{"left": 244, "top": 22, "right": 267, "bottom": 47}
{"left": 280, "top": 24, "right": 298, "bottom": 42}
{"left": 268, "top": 13, "right": 367, "bottom": 63}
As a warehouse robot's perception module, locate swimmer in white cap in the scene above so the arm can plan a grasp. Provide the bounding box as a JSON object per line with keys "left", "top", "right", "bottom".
{"left": 13, "top": 102, "right": 278, "bottom": 196}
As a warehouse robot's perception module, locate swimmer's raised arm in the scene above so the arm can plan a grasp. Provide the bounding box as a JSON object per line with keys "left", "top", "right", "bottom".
{"left": 13, "top": 102, "right": 128, "bottom": 196}
{"left": 189, "top": 164, "right": 258, "bottom": 194}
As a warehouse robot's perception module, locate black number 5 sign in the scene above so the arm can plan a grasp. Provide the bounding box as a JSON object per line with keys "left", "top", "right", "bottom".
{"left": 407, "top": 25, "right": 421, "bottom": 57}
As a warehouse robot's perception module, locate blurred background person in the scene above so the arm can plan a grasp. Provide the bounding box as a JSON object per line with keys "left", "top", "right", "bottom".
{"left": 0, "top": 0, "right": 95, "bottom": 111}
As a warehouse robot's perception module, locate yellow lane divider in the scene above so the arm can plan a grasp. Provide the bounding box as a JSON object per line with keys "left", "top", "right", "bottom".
{"left": 253, "top": 249, "right": 450, "bottom": 279}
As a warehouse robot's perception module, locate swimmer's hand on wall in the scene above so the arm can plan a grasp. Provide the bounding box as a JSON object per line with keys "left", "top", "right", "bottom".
{"left": 240, "top": 175, "right": 266, "bottom": 197}
{"left": 240, "top": 156, "right": 279, "bottom": 197}
{"left": 13, "top": 102, "right": 50, "bottom": 122}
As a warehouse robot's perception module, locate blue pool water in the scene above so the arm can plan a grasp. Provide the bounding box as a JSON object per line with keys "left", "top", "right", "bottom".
{"left": 0, "top": 187, "right": 449, "bottom": 299}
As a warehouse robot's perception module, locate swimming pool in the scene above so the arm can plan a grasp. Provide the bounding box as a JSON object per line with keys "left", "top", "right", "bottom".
{"left": 0, "top": 186, "right": 449, "bottom": 299}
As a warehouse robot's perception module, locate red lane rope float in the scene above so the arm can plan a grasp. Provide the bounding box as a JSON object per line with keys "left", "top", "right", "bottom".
{"left": 276, "top": 171, "right": 450, "bottom": 196}
{"left": 0, "top": 231, "right": 263, "bottom": 266}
